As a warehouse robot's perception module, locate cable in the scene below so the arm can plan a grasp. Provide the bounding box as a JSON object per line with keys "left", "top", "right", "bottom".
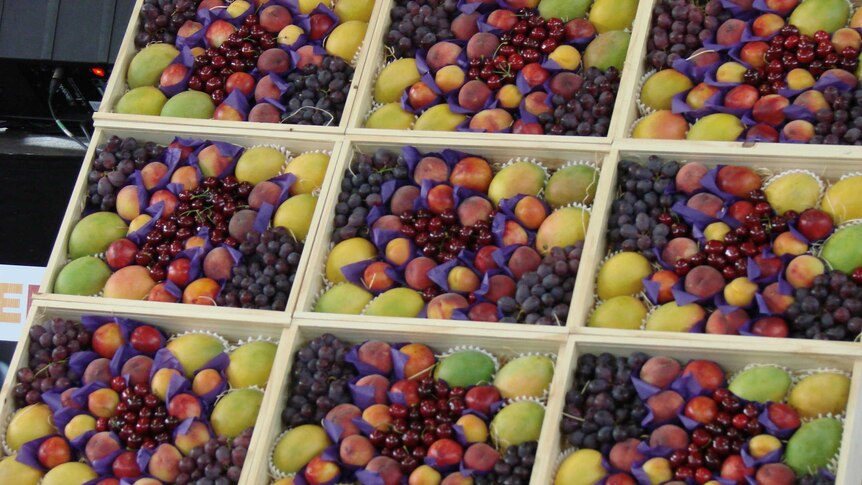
{"left": 48, "top": 67, "right": 88, "bottom": 150}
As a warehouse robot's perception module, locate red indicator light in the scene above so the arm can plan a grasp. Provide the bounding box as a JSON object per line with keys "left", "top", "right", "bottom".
{"left": 91, "top": 67, "right": 106, "bottom": 77}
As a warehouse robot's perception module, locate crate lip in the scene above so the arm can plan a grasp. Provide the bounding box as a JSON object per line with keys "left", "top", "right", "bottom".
{"left": 37, "top": 122, "right": 348, "bottom": 324}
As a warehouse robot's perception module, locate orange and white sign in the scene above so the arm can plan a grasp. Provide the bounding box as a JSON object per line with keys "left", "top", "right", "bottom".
{"left": 0, "top": 265, "right": 43, "bottom": 341}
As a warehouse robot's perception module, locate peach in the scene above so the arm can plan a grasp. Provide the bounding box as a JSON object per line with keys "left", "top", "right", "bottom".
{"left": 455, "top": 414, "right": 489, "bottom": 443}
{"left": 640, "top": 356, "right": 681, "bottom": 389}
{"left": 716, "top": 62, "right": 747, "bottom": 83}
{"left": 786, "top": 68, "right": 816, "bottom": 90}
{"left": 141, "top": 161, "right": 168, "bottom": 190}
{"left": 724, "top": 84, "right": 760, "bottom": 110}
{"left": 427, "top": 293, "right": 469, "bottom": 319}
{"left": 631, "top": 110, "right": 689, "bottom": 139}
{"left": 83, "top": 357, "right": 112, "bottom": 385}
{"left": 213, "top": 103, "right": 244, "bottom": 121}
{"left": 833, "top": 28, "right": 862, "bottom": 52}
{"left": 390, "top": 185, "right": 420, "bottom": 216}
{"left": 548, "top": 72, "right": 583, "bottom": 101}
{"left": 755, "top": 463, "right": 796, "bottom": 484}
{"left": 169, "top": 166, "right": 199, "bottom": 191}
{"left": 523, "top": 92, "right": 551, "bottom": 116}
{"left": 717, "top": 19, "right": 746, "bottom": 45}
{"left": 128, "top": 214, "right": 152, "bottom": 233}
{"left": 116, "top": 185, "right": 142, "bottom": 221}
{"left": 362, "top": 404, "right": 393, "bottom": 431}
{"left": 762, "top": 282, "right": 794, "bottom": 313}
{"left": 296, "top": 44, "right": 324, "bottom": 68}
{"left": 501, "top": 220, "right": 528, "bottom": 246}
{"left": 409, "top": 465, "right": 442, "bottom": 485}
{"left": 150, "top": 189, "right": 178, "bottom": 216}
{"left": 257, "top": 48, "right": 291, "bottom": 75}
{"left": 686, "top": 192, "right": 724, "bottom": 218}
{"left": 752, "top": 94, "right": 789, "bottom": 126}
{"left": 192, "top": 368, "right": 224, "bottom": 396}
{"left": 168, "top": 393, "right": 203, "bottom": 420}
{"left": 751, "top": 13, "right": 784, "bottom": 38}
{"left": 150, "top": 368, "right": 181, "bottom": 401}
{"left": 88, "top": 388, "right": 119, "bottom": 417}
{"left": 304, "top": 455, "right": 340, "bottom": 484}
{"left": 740, "top": 41, "right": 769, "bottom": 69}
{"left": 356, "top": 374, "right": 390, "bottom": 404}
{"left": 661, "top": 237, "right": 698, "bottom": 265}
{"left": 148, "top": 444, "right": 182, "bottom": 483}
{"left": 751, "top": 316, "right": 789, "bottom": 338}
{"left": 182, "top": 277, "right": 220, "bottom": 305}
{"left": 409, "top": 81, "right": 438, "bottom": 111}
{"left": 782, "top": 119, "right": 815, "bottom": 142}
{"left": 465, "top": 33, "right": 499, "bottom": 60}
{"left": 363, "top": 262, "right": 396, "bottom": 292}
{"left": 686, "top": 83, "right": 720, "bottom": 109}
{"left": 646, "top": 390, "right": 685, "bottom": 423}
{"left": 514, "top": 196, "right": 547, "bottom": 230}
{"left": 93, "top": 322, "right": 125, "bottom": 358}
{"left": 372, "top": 215, "right": 403, "bottom": 232}
{"left": 248, "top": 103, "right": 281, "bottom": 123}
{"left": 822, "top": 68, "right": 857, "bottom": 89}
{"left": 682, "top": 360, "right": 725, "bottom": 390}
{"left": 773, "top": 231, "right": 808, "bottom": 256}
{"left": 254, "top": 75, "right": 281, "bottom": 103}
{"left": 765, "top": 0, "right": 799, "bottom": 14}
{"left": 468, "top": 108, "right": 514, "bottom": 133}
{"left": 120, "top": 355, "right": 154, "bottom": 386}
{"left": 793, "top": 90, "right": 829, "bottom": 114}
{"left": 512, "top": 120, "right": 543, "bottom": 134}
{"left": 448, "top": 266, "right": 480, "bottom": 293}
{"left": 473, "top": 245, "right": 499, "bottom": 273}
{"left": 340, "top": 435, "right": 375, "bottom": 467}
{"left": 451, "top": 13, "right": 480, "bottom": 40}
{"left": 649, "top": 270, "right": 679, "bottom": 304}
{"left": 482, "top": 275, "right": 515, "bottom": 303}
{"left": 689, "top": 48, "right": 721, "bottom": 68}
{"left": 197, "top": 144, "right": 233, "bottom": 178}
{"left": 463, "top": 442, "right": 499, "bottom": 472}
{"left": 675, "top": 163, "right": 708, "bottom": 194}
{"left": 414, "top": 156, "right": 449, "bottom": 185}
{"left": 507, "top": 246, "right": 542, "bottom": 280}
{"left": 609, "top": 439, "right": 645, "bottom": 472}
{"left": 450, "top": 156, "right": 492, "bottom": 192}
{"left": 705, "top": 308, "right": 750, "bottom": 335}
{"left": 385, "top": 237, "right": 413, "bottom": 266}
{"left": 785, "top": 255, "right": 825, "bottom": 289}
{"left": 745, "top": 123, "right": 778, "bottom": 143}
{"left": 85, "top": 431, "right": 121, "bottom": 463}
{"left": 457, "top": 196, "right": 493, "bottom": 227}
{"left": 205, "top": 19, "right": 236, "bottom": 48}
{"left": 435, "top": 65, "right": 466, "bottom": 94}
{"left": 174, "top": 420, "right": 212, "bottom": 455}
{"left": 427, "top": 42, "right": 463, "bottom": 72}
{"left": 325, "top": 404, "right": 362, "bottom": 440}
{"left": 486, "top": 9, "right": 517, "bottom": 30}
{"left": 260, "top": 5, "right": 292, "bottom": 33}
{"left": 405, "top": 257, "right": 437, "bottom": 290}
{"left": 427, "top": 184, "right": 455, "bottom": 214}
{"left": 649, "top": 424, "right": 689, "bottom": 449}
{"left": 400, "top": 343, "right": 436, "bottom": 380}
{"left": 389, "top": 380, "right": 420, "bottom": 406}
{"left": 202, "top": 247, "right": 234, "bottom": 281}
{"left": 103, "top": 265, "right": 156, "bottom": 300}
{"left": 366, "top": 456, "right": 403, "bottom": 485}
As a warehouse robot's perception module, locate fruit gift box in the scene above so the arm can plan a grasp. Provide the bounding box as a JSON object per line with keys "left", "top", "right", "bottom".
{"left": 578, "top": 147, "right": 862, "bottom": 347}
{"left": 0, "top": 301, "right": 288, "bottom": 484}
{"left": 42, "top": 126, "right": 340, "bottom": 317}
{"left": 247, "top": 320, "right": 570, "bottom": 484}
{"left": 625, "top": 0, "right": 862, "bottom": 147}
{"left": 294, "top": 138, "right": 609, "bottom": 330}
{"left": 96, "top": 0, "right": 383, "bottom": 132}
{"left": 537, "top": 334, "right": 862, "bottom": 485}
{"left": 348, "top": 0, "right": 642, "bottom": 142}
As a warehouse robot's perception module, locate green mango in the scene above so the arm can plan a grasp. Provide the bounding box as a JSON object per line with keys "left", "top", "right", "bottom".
{"left": 584, "top": 31, "right": 630, "bottom": 71}
{"left": 211, "top": 388, "right": 264, "bottom": 438}
{"left": 69, "top": 212, "right": 128, "bottom": 259}
{"left": 728, "top": 366, "right": 791, "bottom": 403}
{"left": 54, "top": 256, "right": 111, "bottom": 296}
{"left": 160, "top": 90, "right": 215, "bottom": 119}
{"left": 490, "top": 401, "right": 545, "bottom": 451}
{"left": 494, "top": 355, "right": 554, "bottom": 399}
{"left": 127, "top": 44, "right": 178, "bottom": 88}
{"left": 365, "top": 103, "right": 416, "bottom": 129}
{"left": 115, "top": 86, "right": 167, "bottom": 115}
{"left": 538, "top": 0, "right": 591, "bottom": 21}
{"left": 166, "top": 333, "right": 226, "bottom": 378}
{"left": 589, "top": 296, "right": 648, "bottom": 330}
{"left": 645, "top": 302, "right": 707, "bottom": 332}
{"left": 544, "top": 164, "right": 599, "bottom": 208}
{"left": 488, "top": 161, "right": 546, "bottom": 206}
{"left": 434, "top": 350, "right": 496, "bottom": 387}
{"left": 821, "top": 224, "right": 862, "bottom": 274}
{"left": 272, "top": 425, "right": 331, "bottom": 474}
{"left": 315, "top": 283, "right": 373, "bottom": 314}
{"left": 227, "top": 341, "right": 277, "bottom": 388}
{"left": 589, "top": 0, "right": 638, "bottom": 32}
{"left": 784, "top": 417, "right": 842, "bottom": 475}
{"left": 687, "top": 113, "right": 745, "bottom": 141}
{"left": 364, "top": 288, "right": 424, "bottom": 317}
{"left": 413, "top": 104, "right": 467, "bottom": 131}
{"left": 789, "top": 0, "right": 849, "bottom": 37}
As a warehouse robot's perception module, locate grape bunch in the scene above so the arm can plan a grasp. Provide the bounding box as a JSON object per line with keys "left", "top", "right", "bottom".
{"left": 474, "top": 442, "right": 538, "bottom": 485}
{"left": 281, "top": 334, "right": 357, "bottom": 427}
{"left": 646, "top": 0, "right": 729, "bottom": 70}
{"left": 385, "top": 0, "right": 459, "bottom": 59}
{"left": 498, "top": 243, "right": 584, "bottom": 325}
{"left": 799, "top": 474, "right": 836, "bottom": 485}
{"left": 136, "top": 0, "right": 200, "bottom": 47}
{"left": 541, "top": 67, "right": 621, "bottom": 137}
{"left": 176, "top": 427, "right": 253, "bottom": 484}
{"left": 607, "top": 157, "right": 685, "bottom": 261}
{"left": 784, "top": 269, "right": 862, "bottom": 341}
{"left": 282, "top": 56, "right": 355, "bottom": 126}
{"left": 811, "top": 86, "right": 862, "bottom": 145}
{"left": 331, "top": 149, "right": 410, "bottom": 244}
{"left": 218, "top": 227, "right": 303, "bottom": 311}
{"left": 560, "top": 352, "right": 649, "bottom": 455}
{"left": 13, "top": 318, "right": 90, "bottom": 407}
{"left": 87, "top": 136, "right": 165, "bottom": 212}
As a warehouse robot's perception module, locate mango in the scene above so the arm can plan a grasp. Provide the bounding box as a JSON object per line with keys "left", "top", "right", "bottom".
{"left": 789, "top": 0, "right": 849, "bottom": 36}
{"left": 789, "top": 372, "right": 851, "bottom": 418}
{"left": 596, "top": 252, "right": 653, "bottom": 300}
{"left": 641, "top": 70, "right": 693, "bottom": 111}
{"left": 435, "top": 350, "right": 496, "bottom": 387}
{"left": 325, "top": 238, "right": 377, "bottom": 283}
{"left": 0, "top": 456, "right": 42, "bottom": 485}
{"left": 5, "top": 404, "right": 56, "bottom": 451}
{"left": 821, "top": 224, "right": 862, "bottom": 274}
{"left": 365, "top": 103, "right": 415, "bottom": 129}
{"left": 554, "top": 449, "right": 607, "bottom": 485}
{"left": 364, "top": 288, "right": 424, "bottom": 317}
{"left": 273, "top": 425, "right": 331, "bottom": 474}
{"left": 235, "top": 146, "right": 286, "bottom": 185}
{"left": 211, "top": 388, "right": 264, "bottom": 438}
{"left": 764, "top": 171, "right": 821, "bottom": 215}
{"left": 494, "top": 355, "right": 555, "bottom": 399}
{"left": 535, "top": 206, "right": 590, "bottom": 255}
{"left": 273, "top": 193, "right": 317, "bottom": 242}
{"left": 325, "top": 21, "right": 367, "bottom": 61}
{"left": 413, "top": 104, "right": 467, "bottom": 131}
{"left": 822, "top": 175, "right": 862, "bottom": 225}
{"left": 645, "top": 302, "right": 706, "bottom": 332}
{"left": 41, "top": 462, "right": 97, "bottom": 485}
{"left": 584, "top": 31, "right": 630, "bottom": 71}
{"left": 538, "top": 0, "right": 591, "bottom": 21}
{"left": 687, "top": 113, "right": 745, "bottom": 141}
{"left": 632, "top": 110, "right": 689, "bottom": 139}
{"left": 227, "top": 340, "right": 277, "bottom": 388}
{"left": 315, "top": 283, "right": 373, "bottom": 314}
{"left": 54, "top": 256, "right": 112, "bottom": 296}
{"left": 285, "top": 152, "right": 329, "bottom": 195}
{"left": 589, "top": 296, "right": 648, "bottom": 329}
{"left": 728, "top": 366, "right": 791, "bottom": 403}
{"left": 784, "top": 417, "right": 843, "bottom": 475}
{"left": 160, "top": 90, "right": 215, "bottom": 119}
{"left": 544, "top": 164, "right": 598, "bottom": 208}
{"left": 127, "top": 43, "right": 179, "bottom": 88}
{"left": 374, "top": 58, "right": 420, "bottom": 103}
{"left": 166, "top": 332, "right": 227, "bottom": 378}
{"left": 334, "top": 0, "right": 374, "bottom": 21}
{"left": 116, "top": 86, "right": 167, "bottom": 115}
{"left": 488, "top": 161, "right": 546, "bottom": 206}
{"left": 490, "top": 401, "right": 545, "bottom": 451}
{"left": 589, "top": 0, "right": 637, "bottom": 32}
{"left": 69, "top": 212, "right": 129, "bottom": 258}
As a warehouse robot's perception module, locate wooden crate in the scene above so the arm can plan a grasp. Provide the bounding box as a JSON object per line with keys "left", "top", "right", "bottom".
{"left": 92, "top": 0, "right": 387, "bottom": 135}
{"left": 617, "top": 0, "right": 862, "bottom": 158}
{"left": 567, "top": 145, "right": 862, "bottom": 355}
{"left": 343, "top": 0, "right": 645, "bottom": 146}
{"left": 292, "top": 135, "right": 612, "bottom": 334}
{"left": 534, "top": 333, "right": 862, "bottom": 484}
{"left": 0, "top": 299, "right": 289, "bottom": 483}
{"left": 36, "top": 122, "right": 346, "bottom": 324}
{"left": 243, "top": 317, "right": 572, "bottom": 485}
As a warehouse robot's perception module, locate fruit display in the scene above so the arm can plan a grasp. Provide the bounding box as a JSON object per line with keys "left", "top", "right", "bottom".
{"left": 53, "top": 133, "right": 331, "bottom": 310}
{"left": 311, "top": 143, "right": 599, "bottom": 325}
{"left": 362, "top": 0, "right": 636, "bottom": 136}
{"left": 114, "top": 0, "right": 376, "bottom": 126}
{"left": 1, "top": 312, "right": 278, "bottom": 484}
{"left": 631, "top": 0, "right": 862, "bottom": 144}
{"left": 553, "top": 348, "right": 854, "bottom": 484}
{"left": 589, "top": 153, "right": 862, "bottom": 342}
{"left": 268, "top": 329, "right": 561, "bottom": 484}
